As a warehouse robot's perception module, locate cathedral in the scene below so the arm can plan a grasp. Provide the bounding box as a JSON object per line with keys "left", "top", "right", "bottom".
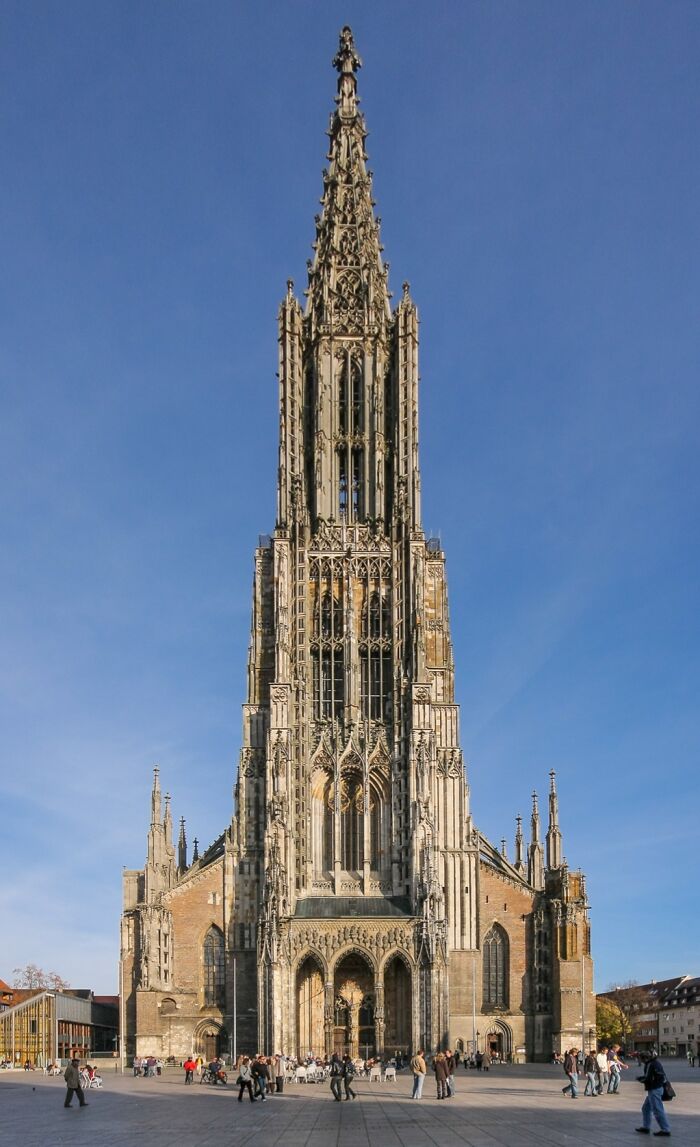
{"left": 121, "top": 27, "right": 594, "bottom": 1065}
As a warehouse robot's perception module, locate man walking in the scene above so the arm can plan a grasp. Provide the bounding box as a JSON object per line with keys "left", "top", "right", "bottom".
{"left": 562, "top": 1047, "right": 579, "bottom": 1098}
{"left": 63, "top": 1058, "right": 88, "bottom": 1108}
{"left": 410, "top": 1048, "right": 426, "bottom": 1099}
{"left": 329, "top": 1054, "right": 343, "bottom": 1102}
{"left": 342, "top": 1054, "right": 357, "bottom": 1100}
{"left": 596, "top": 1046, "right": 609, "bottom": 1093}
{"left": 635, "top": 1050, "right": 671, "bottom": 1137}
{"left": 583, "top": 1049, "right": 598, "bottom": 1096}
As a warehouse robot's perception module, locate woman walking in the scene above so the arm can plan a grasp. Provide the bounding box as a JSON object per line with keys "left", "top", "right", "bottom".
{"left": 433, "top": 1052, "right": 449, "bottom": 1099}
{"left": 237, "top": 1057, "right": 257, "bottom": 1102}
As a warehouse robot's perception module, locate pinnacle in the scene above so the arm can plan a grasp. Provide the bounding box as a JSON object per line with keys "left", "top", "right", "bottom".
{"left": 304, "top": 28, "right": 391, "bottom": 332}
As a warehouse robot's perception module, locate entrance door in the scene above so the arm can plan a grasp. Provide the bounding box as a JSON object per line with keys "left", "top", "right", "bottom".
{"left": 333, "top": 952, "right": 374, "bottom": 1059}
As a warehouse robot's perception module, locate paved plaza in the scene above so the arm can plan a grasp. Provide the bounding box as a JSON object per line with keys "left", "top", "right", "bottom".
{"left": 1, "top": 1061, "right": 698, "bottom": 1147}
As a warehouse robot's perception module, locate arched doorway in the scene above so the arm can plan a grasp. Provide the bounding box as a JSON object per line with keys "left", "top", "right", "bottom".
{"left": 333, "top": 952, "right": 374, "bottom": 1059}
{"left": 193, "top": 1020, "right": 225, "bottom": 1061}
{"left": 296, "top": 954, "right": 325, "bottom": 1059}
{"left": 486, "top": 1020, "right": 513, "bottom": 1062}
{"left": 383, "top": 955, "right": 412, "bottom": 1055}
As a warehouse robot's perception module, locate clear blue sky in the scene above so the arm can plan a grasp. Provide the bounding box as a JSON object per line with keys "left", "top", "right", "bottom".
{"left": 1, "top": 1, "right": 698, "bottom": 994}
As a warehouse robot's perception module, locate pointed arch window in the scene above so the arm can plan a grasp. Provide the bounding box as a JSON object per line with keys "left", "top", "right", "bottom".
{"left": 203, "top": 926, "right": 225, "bottom": 1008}
{"left": 351, "top": 448, "right": 364, "bottom": 518}
{"left": 311, "top": 773, "right": 334, "bottom": 873}
{"left": 312, "top": 647, "right": 344, "bottom": 719}
{"left": 482, "top": 925, "right": 509, "bottom": 1009}
{"left": 369, "top": 773, "right": 390, "bottom": 872}
{"left": 351, "top": 360, "right": 363, "bottom": 433}
{"left": 340, "top": 776, "right": 363, "bottom": 871}
{"left": 319, "top": 591, "right": 343, "bottom": 638}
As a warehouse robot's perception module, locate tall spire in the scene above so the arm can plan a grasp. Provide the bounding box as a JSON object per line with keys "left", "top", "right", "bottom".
{"left": 305, "top": 26, "right": 390, "bottom": 336}
{"left": 150, "top": 765, "right": 162, "bottom": 826}
{"left": 178, "top": 816, "right": 187, "bottom": 873}
{"left": 546, "top": 769, "right": 563, "bottom": 870}
{"left": 514, "top": 814, "right": 525, "bottom": 874}
{"left": 528, "top": 791, "right": 544, "bottom": 890}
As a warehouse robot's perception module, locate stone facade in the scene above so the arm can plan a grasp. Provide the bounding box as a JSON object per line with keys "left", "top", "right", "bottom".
{"left": 120, "top": 26, "right": 594, "bottom": 1064}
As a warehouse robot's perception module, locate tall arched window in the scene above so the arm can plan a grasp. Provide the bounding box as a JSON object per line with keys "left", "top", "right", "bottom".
{"left": 482, "top": 925, "right": 509, "bottom": 1008}
{"left": 319, "top": 591, "right": 343, "bottom": 638}
{"left": 203, "top": 926, "right": 225, "bottom": 1008}
{"left": 369, "top": 774, "right": 390, "bottom": 871}
{"left": 311, "top": 772, "right": 334, "bottom": 873}
{"left": 340, "top": 776, "right": 363, "bottom": 870}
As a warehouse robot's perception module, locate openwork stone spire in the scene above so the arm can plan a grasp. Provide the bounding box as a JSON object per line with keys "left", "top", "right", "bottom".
{"left": 305, "top": 25, "right": 391, "bottom": 337}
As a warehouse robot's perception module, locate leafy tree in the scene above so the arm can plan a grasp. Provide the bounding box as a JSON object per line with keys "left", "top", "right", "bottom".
{"left": 596, "top": 997, "right": 625, "bottom": 1045}
{"left": 597, "top": 980, "right": 648, "bottom": 1049}
{"left": 12, "top": 964, "right": 70, "bottom": 991}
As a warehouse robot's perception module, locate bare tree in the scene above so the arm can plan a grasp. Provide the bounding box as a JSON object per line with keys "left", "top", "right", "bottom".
{"left": 12, "top": 964, "right": 70, "bottom": 991}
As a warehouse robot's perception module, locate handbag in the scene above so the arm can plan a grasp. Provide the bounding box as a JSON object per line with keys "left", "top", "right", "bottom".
{"left": 662, "top": 1080, "right": 676, "bottom": 1102}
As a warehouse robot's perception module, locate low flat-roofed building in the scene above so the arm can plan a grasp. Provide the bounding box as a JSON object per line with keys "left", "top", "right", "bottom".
{"left": 0, "top": 987, "right": 118, "bottom": 1067}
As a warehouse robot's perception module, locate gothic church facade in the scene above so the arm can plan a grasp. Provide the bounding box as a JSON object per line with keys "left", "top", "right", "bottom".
{"left": 121, "top": 28, "right": 594, "bottom": 1064}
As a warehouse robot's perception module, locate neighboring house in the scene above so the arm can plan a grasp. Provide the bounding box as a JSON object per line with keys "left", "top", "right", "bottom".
{"left": 598, "top": 977, "right": 693, "bottom": 1053}
{"left": 659, "top": 977, "right": 700, "bottom": 1058}
{"left": 0, "top": 979, "right": 14, "bottom": 1013}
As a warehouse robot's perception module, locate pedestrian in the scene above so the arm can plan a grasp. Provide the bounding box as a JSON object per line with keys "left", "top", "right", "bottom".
{"left": 595, "top": 1046, "right": 609, "bottom": 1094}
{"left": 410, "top": 1048, "right": 426, "bottom": 1098}
{"left": 342, "top": 1054, "right": 357, "bottom": 1100}
{"left": 445, "top": 1048, "right": 456, "bottom": 1096}
{"left": 635, "top": 1050, "right": 671, "bottom": 1137}
{"left": 583, "top": 1049, "right": 598, "bottom": 1096}
{"left": 237, "top": 1057, "right": 256, "bottom": 1102}
{"left": 328, "top": 1053, "right": 342, "bottom": 1101}
{"left": 132, "top": 1056, "right": 140, "bottom": 1077}
{"left": 608, "top": 1044, "right": 627, "bottom": 1093}
{"left": 252, "top": 1054, "right": 269, "bottom": 1100}
{"left": 183, "top": 1055, "right": 196, "bottom": 1084}
{"left": 63, "top": 1057, "right": 88, "bottom": 1108}
{"left": 475, "top": 1050, "right": 483, "bottom": 1071}
{"left": 433, "top": 1052, "right": 449, "bottom": 1099}
{"left": 561, "top": 1047, "right": 579, "bottom": 1098}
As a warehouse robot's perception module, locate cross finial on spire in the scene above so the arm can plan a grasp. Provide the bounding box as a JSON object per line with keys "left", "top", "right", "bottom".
{"left": 333, "top": 26, "right": 362, "bottom": 75}
{"left": 150, "top": 764, "right": 162, "bottom": 825}
{"left": 333, "top": 26, "right": 362, "bottom": 120}
{"left": 549, "top": 768, "right": 557, "bottom": 792}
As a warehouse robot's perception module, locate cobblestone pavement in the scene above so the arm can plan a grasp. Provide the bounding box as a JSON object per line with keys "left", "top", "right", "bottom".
{"left": 1, "top": 1061, "right": 698, "bottom": 1147}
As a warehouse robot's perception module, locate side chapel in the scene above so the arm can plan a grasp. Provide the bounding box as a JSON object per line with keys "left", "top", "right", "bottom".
{"left": 121, "top": 27, "right": 594, "bottom": 1064}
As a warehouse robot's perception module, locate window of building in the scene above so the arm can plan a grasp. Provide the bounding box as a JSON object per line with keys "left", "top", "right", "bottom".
{"left": 482, "top": 924, "right": 509, "bottom": 1009}
{"left": 312, "top": 646, "right": 344, "bottom": 719}
{"left": 340, "top": 776, "right": 363, "bottom": 871}
{"left": 203, "top": 926, "right": 225, "bottom": 1008}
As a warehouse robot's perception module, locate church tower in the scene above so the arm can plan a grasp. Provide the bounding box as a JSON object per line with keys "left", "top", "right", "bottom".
{"left": 233, "top": 25, "right": 479, "bottom": 1057}
{"left": 121, "top": 27, "right": 593, "bottom": 1065}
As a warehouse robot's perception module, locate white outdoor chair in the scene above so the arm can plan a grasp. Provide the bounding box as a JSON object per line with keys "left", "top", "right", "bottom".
{"left": 369, "top": 1065, "right": 382, "bottom": 1082}
{"left": 383, "top": 1066, "right": 396, "bottom": 1082}
{"left": 295, "top": 1066, "right": 308, "bottom": 1083}
{"left": 88, "top": 1074, "right": 103, "bottom": 1088}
